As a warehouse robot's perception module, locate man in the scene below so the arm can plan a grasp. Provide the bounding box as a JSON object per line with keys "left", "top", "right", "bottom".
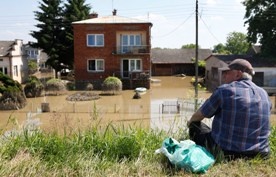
{"left": 187, "top": 59, "right": 271, "bottom": 160}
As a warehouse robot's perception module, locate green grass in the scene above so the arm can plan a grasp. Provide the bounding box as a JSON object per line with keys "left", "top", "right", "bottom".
{"left": 0, "top": 119, "right": 275, "bottom": 176}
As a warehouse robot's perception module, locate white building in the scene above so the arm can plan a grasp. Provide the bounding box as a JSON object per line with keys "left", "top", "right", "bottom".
{"left": 0, "top": 39, "right": 28, "bottom": 83}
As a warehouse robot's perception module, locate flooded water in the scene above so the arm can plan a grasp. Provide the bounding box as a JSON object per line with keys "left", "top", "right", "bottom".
{"left": 1, "top": 76, "right": 276, "bottom": 133}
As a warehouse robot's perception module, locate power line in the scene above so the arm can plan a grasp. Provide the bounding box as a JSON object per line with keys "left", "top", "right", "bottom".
{"left": 153, "top": 12, "right": 194, "bottom": 38}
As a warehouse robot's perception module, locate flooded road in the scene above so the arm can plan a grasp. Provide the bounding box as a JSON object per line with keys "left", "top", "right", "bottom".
{"left": 1, "top": 76, "right": 275, "bottom": 133}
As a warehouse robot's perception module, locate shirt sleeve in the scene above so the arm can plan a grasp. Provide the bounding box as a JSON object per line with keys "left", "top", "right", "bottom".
{"left": 199, "top": 89, "right": 222, "bottom": 118}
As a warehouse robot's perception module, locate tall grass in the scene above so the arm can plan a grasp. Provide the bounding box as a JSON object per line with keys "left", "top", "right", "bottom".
{"left": 0, "top": 116, "right": 275, "bottom": 176}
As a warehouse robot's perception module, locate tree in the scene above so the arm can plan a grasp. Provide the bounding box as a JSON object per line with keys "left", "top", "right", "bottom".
{"left": 181, "top": 43, "right": 200, "bottom": 49}
{"left": 63, "top": 0, "right": 91, "bottom": 69}
{"left": 225, "top": 32, "right": 250, "bottom": 55}
{"left": 30, "top": 0, "right": 91, "bottom": 75}
{"left": 243, "top": 0, "right": 276, "bottom": 57}
{"left": 30, "top": 0, "right": 65, "bottom": 74}
{"left": 212, "top": 43, "right": 230, "bottom": 54}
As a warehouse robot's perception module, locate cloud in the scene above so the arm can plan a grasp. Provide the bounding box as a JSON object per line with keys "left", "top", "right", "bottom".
{"left": 206, "top": 0, "right": 217, "bottom": 5}
{"left": 134, "top": 13, "right": 167, "bottom": 23}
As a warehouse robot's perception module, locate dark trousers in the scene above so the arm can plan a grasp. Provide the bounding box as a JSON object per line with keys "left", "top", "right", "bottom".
{"left": 188, "top": 121, "right": 270, "bottom": 160}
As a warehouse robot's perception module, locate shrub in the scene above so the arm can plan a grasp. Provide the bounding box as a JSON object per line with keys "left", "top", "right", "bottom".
{"left": 101, "top": 76, "right": 122, "bottom": 95}
{"left": 45, "top": 78, "right": 66, "bottom": 95}
{"left": 0, "top": 72, "right": 27, "bottom": 110}
{"left": 24, "top": 76, "right": 44, "bottom": 98}
{"left": 28, "top": 60, "right": 38, "bottom": 74}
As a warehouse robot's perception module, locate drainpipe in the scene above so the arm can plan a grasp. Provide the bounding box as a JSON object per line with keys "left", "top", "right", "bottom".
{"left": 8, "top": 55, "right": 13, "bottom": 79}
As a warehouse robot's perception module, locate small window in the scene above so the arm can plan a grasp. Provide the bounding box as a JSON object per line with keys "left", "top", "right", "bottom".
{"left": 14, "top": 65, "right": 18, "bottom": 76}
{"left": 0, "top": 58, "right": 3, "bottom": 62}
{"left": 87, "top": 34, "right": 104, "bottom": 47}
{"left": 88, "top": 59, "right": 104, "bottom": 71}
{"left": 2, "top": 67, "right": 8, "bottom": 75}
{"left": 130, "top": 59, "right": 141, "bottom": 71}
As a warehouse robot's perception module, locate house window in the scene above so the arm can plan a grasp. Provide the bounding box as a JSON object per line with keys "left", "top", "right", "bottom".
{"left": 0, "top": 58, "right": 3, "bottom": 62}
{"left": 87, "top": 34, "right": 104, "bottom": 47}
{"left": 14, "top": 65, "right": 18, "bottom": 76}
{"left": 88, "top": 59, "right": 104, "bottom": 71}
{"left": 130, "top": 59, "right": 141, "bottom": 71}
{"left": 211, "top": 67, "right": 218, "bottom": 80}
{"left": 121, "top": 34, "right": 141, "bottom": 53}
{"left": 28, "top": 50, "right": 38, "bottom": 58}
{"left": 0, "top": 67, "right": 8, "bottom": 75}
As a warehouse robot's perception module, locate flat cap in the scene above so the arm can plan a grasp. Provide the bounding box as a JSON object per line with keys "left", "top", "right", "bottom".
{"left": 221, "top": 59, "right": 255, "bottom": 75}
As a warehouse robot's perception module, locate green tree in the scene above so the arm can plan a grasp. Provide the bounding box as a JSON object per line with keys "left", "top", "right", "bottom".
{"left": 30, "top": 0, "right": 64, "bottom": 75}
{"left": 181, "top": 43, "right": 200, "bottom": 49}
{"left": 62, "top": 0, "right": 91, "bottom": 69}
{"left": 243, "top": 0, "right": 276, "bottom": 57}
{"left": 212, "top": 43, "right": 230, "bottom": 54}
{"left": 225, "top": 32, "right": 250, "bottom": 54}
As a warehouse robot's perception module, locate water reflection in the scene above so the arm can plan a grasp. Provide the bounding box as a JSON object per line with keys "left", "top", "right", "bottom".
{"left": 1, "top": 76, "right": 275, "bottom": 133}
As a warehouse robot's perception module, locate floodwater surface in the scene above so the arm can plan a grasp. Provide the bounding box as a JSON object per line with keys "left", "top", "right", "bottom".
{"left": 1, "top": 76, "right": 275, "bottom": 133}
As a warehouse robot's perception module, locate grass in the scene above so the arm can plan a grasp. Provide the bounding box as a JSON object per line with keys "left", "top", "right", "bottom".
{"left": 0, "top": 116, "right": 275, "bottom": 176}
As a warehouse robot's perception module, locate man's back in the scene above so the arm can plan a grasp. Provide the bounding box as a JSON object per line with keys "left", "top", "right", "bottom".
{"left": 210, "top": 79, "right": 271, "bottom": 153}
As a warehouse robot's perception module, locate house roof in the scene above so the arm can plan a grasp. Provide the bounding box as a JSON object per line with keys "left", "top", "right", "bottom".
{"left": 72, "top": 15, "right": 152, "bottom": 25}
{"left": 0, "top": 41, "right": 14, "bottom": 57}
{"left": 151, "top": 48, "right": 212, "bottom": 64}
{"left": 205, "top": 54, "right": 276, "bottom": 67}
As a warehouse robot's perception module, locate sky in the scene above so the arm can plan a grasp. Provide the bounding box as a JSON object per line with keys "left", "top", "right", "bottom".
{"left": 0, "top": 0, "right": 247, "bottom": 49}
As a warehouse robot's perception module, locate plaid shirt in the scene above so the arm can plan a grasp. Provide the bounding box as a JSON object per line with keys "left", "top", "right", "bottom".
{"left": 200, "top": 79, "right": 271, "bottom": 153}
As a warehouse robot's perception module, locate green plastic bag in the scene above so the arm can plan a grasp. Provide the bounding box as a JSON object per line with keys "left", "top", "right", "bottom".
{"left": 155, "top": 137, "right": 215, "bottom": 173}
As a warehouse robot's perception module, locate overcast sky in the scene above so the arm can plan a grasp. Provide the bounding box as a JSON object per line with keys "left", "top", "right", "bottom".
{"left": 0, "top": 0, "right": 247, "bottom": 49}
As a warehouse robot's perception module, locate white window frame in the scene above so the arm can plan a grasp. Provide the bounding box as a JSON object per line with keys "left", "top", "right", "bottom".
{"left": 87, "top": 34, "right": 104, "bottom": 47}
{"left": 0, "top": 67, "right": 8, "bottom": 75}
{"left": 13, "top": 65, "right": 18, "bottom": 76}
{"left": 129, "top": 59, "right": 142, "bottom": 71}
{"left": 121, "top": 34, "right": 141, "bottom": 53}
{"left": 87, "top": 59, "right": 104, "bottom": 72}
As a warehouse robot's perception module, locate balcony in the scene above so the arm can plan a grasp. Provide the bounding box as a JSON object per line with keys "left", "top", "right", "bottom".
{"left": 112, "top": 45, "right": 150, "bottom": 55}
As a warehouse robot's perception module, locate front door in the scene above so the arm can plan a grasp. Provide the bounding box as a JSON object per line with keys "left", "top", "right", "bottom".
{"left": 122, "top": 59, "right": 129, "bottom": 78}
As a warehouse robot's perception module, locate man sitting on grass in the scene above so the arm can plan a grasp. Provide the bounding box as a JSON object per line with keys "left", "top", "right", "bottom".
{"left": 187, "top": 59, "right": 271, "bottom": 160}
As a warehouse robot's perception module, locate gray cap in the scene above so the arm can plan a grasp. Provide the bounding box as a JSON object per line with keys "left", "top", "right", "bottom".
{"left": 221, "top": 59, "right": 255, "bottom": 75}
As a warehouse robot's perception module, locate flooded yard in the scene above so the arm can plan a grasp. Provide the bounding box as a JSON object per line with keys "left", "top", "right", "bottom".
{"left": 1, "top": 76, "right": 276, "bottom": 133}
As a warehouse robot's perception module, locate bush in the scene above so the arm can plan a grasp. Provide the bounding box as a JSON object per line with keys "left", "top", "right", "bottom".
{"left": 0, "top": 72, "right": 27, "bottom": 110}
{"left": 45, "top": 78, "right": 67, "bottom": 95}
{"left": 24, "top": 76, "right": 44, "bottom": 98}
{"left": 28, "top": 60, "right": 38, "bottom": 74}
{"left": 101, "top": 76, "right": 122, "bottom": 95}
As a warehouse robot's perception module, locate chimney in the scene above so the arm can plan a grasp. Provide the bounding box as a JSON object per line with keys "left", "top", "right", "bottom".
{"left": 89, "top": 12, "right": 98, "bottom": 18}
{"left": 112, "top": 9, "right": 117, "bottom": 16}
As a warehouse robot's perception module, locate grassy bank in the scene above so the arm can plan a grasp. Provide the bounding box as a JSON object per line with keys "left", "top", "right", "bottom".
{"left": 0, "top": 117, "right": 275, "bottom": 177}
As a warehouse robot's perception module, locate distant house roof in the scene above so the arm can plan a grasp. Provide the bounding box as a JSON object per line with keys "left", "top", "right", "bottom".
{"left": 0, "top": 41, "right": 14, "bottom": 56}
{"left": 205, "top": 54, "right": 276, "bottom": 67}
{"left": 247, "top": 45, "right": 261, "bottom": 55}
{"left": 72, "top": 15, "right": 152, "bottom": 25}
{"left": 151, "top": 48, "right": 212, "bottom": 64}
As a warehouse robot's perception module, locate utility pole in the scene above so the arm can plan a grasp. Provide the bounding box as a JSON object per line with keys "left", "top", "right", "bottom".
{"left": 195, "top": 0, "right": 199, "bottom": 111}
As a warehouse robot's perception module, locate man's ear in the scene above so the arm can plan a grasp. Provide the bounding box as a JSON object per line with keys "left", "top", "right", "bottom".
{"left": 236, "top": 70, "right": 242, "bottom": 79}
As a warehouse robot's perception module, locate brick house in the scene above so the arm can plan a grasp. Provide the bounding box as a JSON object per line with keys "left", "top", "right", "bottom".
{"left": 72, "top": 11, "right": 152, "bottom": 90}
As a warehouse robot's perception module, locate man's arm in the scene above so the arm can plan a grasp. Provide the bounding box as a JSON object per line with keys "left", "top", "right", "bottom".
{"left": 187, "top": 109, "right": 205, "bottom": 127}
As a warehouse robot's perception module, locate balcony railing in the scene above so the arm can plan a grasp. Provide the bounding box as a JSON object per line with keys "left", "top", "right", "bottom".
{"left": 113, "top": 45, "right": 150, "bottom": 55}
{"left": 113, "top": 70, "right": 150, "bottom": 79}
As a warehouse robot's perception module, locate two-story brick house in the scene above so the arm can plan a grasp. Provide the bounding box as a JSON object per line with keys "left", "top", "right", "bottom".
{"left": 72, "top": 11, "right": 152, "bottom": 90}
